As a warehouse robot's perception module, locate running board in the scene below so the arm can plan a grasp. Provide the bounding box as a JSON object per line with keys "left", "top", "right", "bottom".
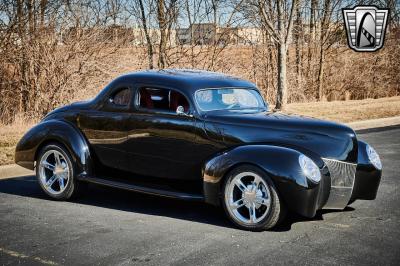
{"left": 80, "top": 176, "right": 204, "bottom": 201}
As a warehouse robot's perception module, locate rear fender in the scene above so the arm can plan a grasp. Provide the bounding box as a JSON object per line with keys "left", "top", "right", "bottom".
{"left": 15, "top": 119, "right": 92, "bottom": 176}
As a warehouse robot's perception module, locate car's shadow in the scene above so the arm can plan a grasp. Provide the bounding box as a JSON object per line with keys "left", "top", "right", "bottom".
{"left": 0, "top": 175, "right": 355, "bottom": 232}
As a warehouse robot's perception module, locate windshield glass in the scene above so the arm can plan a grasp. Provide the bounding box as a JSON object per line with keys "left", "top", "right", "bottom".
{"left": 195, "top": 88, "right": 266, "bottom": 112}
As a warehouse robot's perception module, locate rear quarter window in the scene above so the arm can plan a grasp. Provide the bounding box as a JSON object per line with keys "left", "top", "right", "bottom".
{"left": 112, "top": 88, "right": 131, "bottom": 106}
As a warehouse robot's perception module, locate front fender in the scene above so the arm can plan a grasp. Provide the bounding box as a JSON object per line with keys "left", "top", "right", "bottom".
{"left": 202, "top": 145, "right": 330, "bottom": 217}
{"left": 15, "top": 119, "right": 92, "bottom": 176}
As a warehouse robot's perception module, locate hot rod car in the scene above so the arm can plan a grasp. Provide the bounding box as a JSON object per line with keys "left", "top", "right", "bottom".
{"left": 15, "top": 69, "right": 382, "bottom": 231}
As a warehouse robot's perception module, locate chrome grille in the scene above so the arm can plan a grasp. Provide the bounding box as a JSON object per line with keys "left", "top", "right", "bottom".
{"left": 322, "top": 158, "right": 357, "bottom": 209}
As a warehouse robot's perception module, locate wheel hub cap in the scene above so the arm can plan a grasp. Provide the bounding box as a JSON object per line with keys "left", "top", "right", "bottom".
{"left": 54, "top": 164, "right": 66, "bottom": 175}
{"left": 225, "top": 172, "right": 271, "bottom": 225}
{"left": 38, "top": 150, "right": 70, "bottom": 195}
{"left": 243, "top": 185, "right": 263, "bottom": 208}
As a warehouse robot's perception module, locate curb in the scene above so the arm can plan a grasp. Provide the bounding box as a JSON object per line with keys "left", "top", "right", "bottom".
{"left": 355, "top": 124, "right": 400, "bottom": 134}
{"left": 346, "top": 116, "right": 400, "bottom": 131}
{"left": 0, "top": 164, "right": 33, "bottom": 179}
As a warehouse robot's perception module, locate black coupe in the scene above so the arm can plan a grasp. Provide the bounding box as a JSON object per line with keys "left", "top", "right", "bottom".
{"left": 15, "top": 69, "right": 382, "bottom": 231}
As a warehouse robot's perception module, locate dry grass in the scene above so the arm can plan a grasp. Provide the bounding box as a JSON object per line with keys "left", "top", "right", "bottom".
{"left": 0, "top": 117, "right": 35, "bottom": 166}
{"left": 286, "top": 96, "right": 400, "bottom": 123}
{"left": 1, "top": 96, "right": 400, "bottom": 166}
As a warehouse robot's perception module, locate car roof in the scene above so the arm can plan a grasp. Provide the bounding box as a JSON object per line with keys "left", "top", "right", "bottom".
{"left": 115, "top": 69, "right": 256, "bottom": 93}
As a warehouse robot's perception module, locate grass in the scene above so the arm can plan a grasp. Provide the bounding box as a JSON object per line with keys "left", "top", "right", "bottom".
{"left": 285, "top": 96, "right": 400, "bottom": 123}
{"left": 0, "top": 117, "right": 35, "bottom": 166}
{"left": 1, "top": 96, "right": 400, "bottom": 166}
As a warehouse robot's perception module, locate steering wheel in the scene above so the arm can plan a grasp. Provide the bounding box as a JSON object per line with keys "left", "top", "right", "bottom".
{"left": 227, "top": 102, "right": 241, "bottom": 109}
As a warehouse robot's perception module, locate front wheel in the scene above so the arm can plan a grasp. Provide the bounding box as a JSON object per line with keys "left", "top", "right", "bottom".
{"left": 36, "top": 143, "right": 83, "bottom": 200}
{"left": 222, "top": 165, "right": 285, "bottom": 231}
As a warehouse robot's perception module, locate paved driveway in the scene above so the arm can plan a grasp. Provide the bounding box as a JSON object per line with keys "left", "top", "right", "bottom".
{"left": 0, "top": 127, "right": 399, "bottom": 265}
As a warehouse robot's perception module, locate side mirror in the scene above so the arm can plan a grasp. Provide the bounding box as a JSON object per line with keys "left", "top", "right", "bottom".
{"left": 176, "top": 105, "right": 186, "bottom": 115}
{"left": 176, "top": 106, "right": 193, "bottom": 117}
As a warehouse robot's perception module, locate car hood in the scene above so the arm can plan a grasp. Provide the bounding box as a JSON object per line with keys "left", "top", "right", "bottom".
{"left": 203, "top": 111, "right": 358, "bottom": 163}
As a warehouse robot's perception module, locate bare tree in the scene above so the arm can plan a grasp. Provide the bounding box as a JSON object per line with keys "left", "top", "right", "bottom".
{"left": 307, "top": 0, "right": 318, "bottom": 72}
{"left": 316, "top": 0, "right": 342, "bottom": 100}
{"left": 293, "top": 2, "right": 303, "bottom": 91}
{"left": 256, "top": 0, "right": 299, "bottom": 110}
{"left": 156, "top": 0, "right": 178, "bottom": 68}
{"left": 0, "top": 0, "right": 129, "bottom": 123}
{"left": 205, "top": 0, "right": 245, "bottom": 70}
{"left": 1, "top": 0, "right": 399, "bottom": 125}
{"left": 130, "top": 0, "right": 155, "bottom": 69}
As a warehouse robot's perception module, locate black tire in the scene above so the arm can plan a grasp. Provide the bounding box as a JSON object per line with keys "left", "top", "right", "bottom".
{"left": 222, "top": 165, "right": 286, "bottom": 231}
{"left": 36, "top": 143, "right": 85, "bottom": 200}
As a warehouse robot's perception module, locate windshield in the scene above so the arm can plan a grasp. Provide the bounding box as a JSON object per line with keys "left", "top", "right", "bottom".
{"left": 195, "top": 88, "right": 266, "bottom": 112}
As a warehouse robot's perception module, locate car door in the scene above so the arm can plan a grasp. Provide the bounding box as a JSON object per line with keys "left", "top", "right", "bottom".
{"left": 125, "top": 85, "right": 203, "bottom": 180}
{"left": 77, "top": 86, "right": 133, "bottom": 172}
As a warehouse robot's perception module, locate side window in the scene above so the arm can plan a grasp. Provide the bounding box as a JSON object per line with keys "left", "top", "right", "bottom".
{"left": 138, "top": 87, "right": 189, "bottom": 113}
{"left": 112, "top": 88, "right": 131, "bottom": 106}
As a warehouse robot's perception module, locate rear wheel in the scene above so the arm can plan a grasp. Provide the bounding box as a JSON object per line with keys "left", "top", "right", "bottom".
{"left": 36, "top": 143, "right": 83, "bottom": 200}
{"left": 222, "top": 165, "right": 285, "bottom": 231}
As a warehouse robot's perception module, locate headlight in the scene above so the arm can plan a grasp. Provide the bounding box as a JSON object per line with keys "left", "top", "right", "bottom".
{"left": 366, "top": 144, "right": 382, "bottom": 170}
{"left": 299, "top": 154, "right": 321, "bottom": 183}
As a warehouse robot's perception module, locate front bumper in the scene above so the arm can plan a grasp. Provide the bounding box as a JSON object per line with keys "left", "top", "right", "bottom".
{"left": 292, "top": 161, "right": 381, "bottom": 217}
{"left": 321, "top": 139, "right": 382, "bottom": 210}
{"left": 351, "top": 164, "right": 381, "bottom": 201}
{"left": 350, "top": 140, "right": 382, "bottom": 201}
{"left": 320, "top": 159, "right": 381, "bottom": 210}
{"left": 322, "top": 158, "right": 357, "bottom": 209}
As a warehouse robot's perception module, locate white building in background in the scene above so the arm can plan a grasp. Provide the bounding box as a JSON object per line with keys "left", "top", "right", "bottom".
{"left": 130, "top": 24, "right": 263, "bottom": 46}
{"left": 131, "top": 28, "right": 177, "bottom": 46}
{"left": 176, "top": 28, "right": 191, "bottom": 45}
{"left": 176, "top": 24, "right": 263, "bottom": 46}
{"left": 175, "top": 23, "right": 217, "bottom": 45}
{"left": 237, "top": 27, "right": 263, "bottom": 45}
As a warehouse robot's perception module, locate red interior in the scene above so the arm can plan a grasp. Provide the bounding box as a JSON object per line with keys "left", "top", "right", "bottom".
{"left": 139, "top": 88, "right": 188, "bottom": 112}
{"left": 140, "top": 89, "right": 154, "bottom": 109}
{"left": 170, "top": 91, "right": 189, "bottom": 112}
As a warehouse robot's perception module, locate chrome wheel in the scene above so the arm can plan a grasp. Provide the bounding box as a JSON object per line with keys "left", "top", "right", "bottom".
{"left": 38, "top": 150, "right": 70, "bottom": 195}
{"left": 225, "top": 172, "right": 271, "bottom": 225}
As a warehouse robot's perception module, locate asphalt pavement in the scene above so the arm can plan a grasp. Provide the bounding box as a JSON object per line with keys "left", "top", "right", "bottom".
{"left": 0, "top": 127, "right": 399, "bottom": 265}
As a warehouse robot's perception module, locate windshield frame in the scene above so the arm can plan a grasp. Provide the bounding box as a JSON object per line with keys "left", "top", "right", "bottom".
{"left": 193, "top": 87, "right": 267, "bottom": 113}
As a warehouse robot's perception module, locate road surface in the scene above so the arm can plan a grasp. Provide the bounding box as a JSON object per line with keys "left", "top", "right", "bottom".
{"left": 0, "top": 127, "right": 399, "bottom": 265}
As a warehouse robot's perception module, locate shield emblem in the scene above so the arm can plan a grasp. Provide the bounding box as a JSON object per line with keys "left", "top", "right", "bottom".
{"left": 343, "top": 6, "right": 389, "bottom": 52}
